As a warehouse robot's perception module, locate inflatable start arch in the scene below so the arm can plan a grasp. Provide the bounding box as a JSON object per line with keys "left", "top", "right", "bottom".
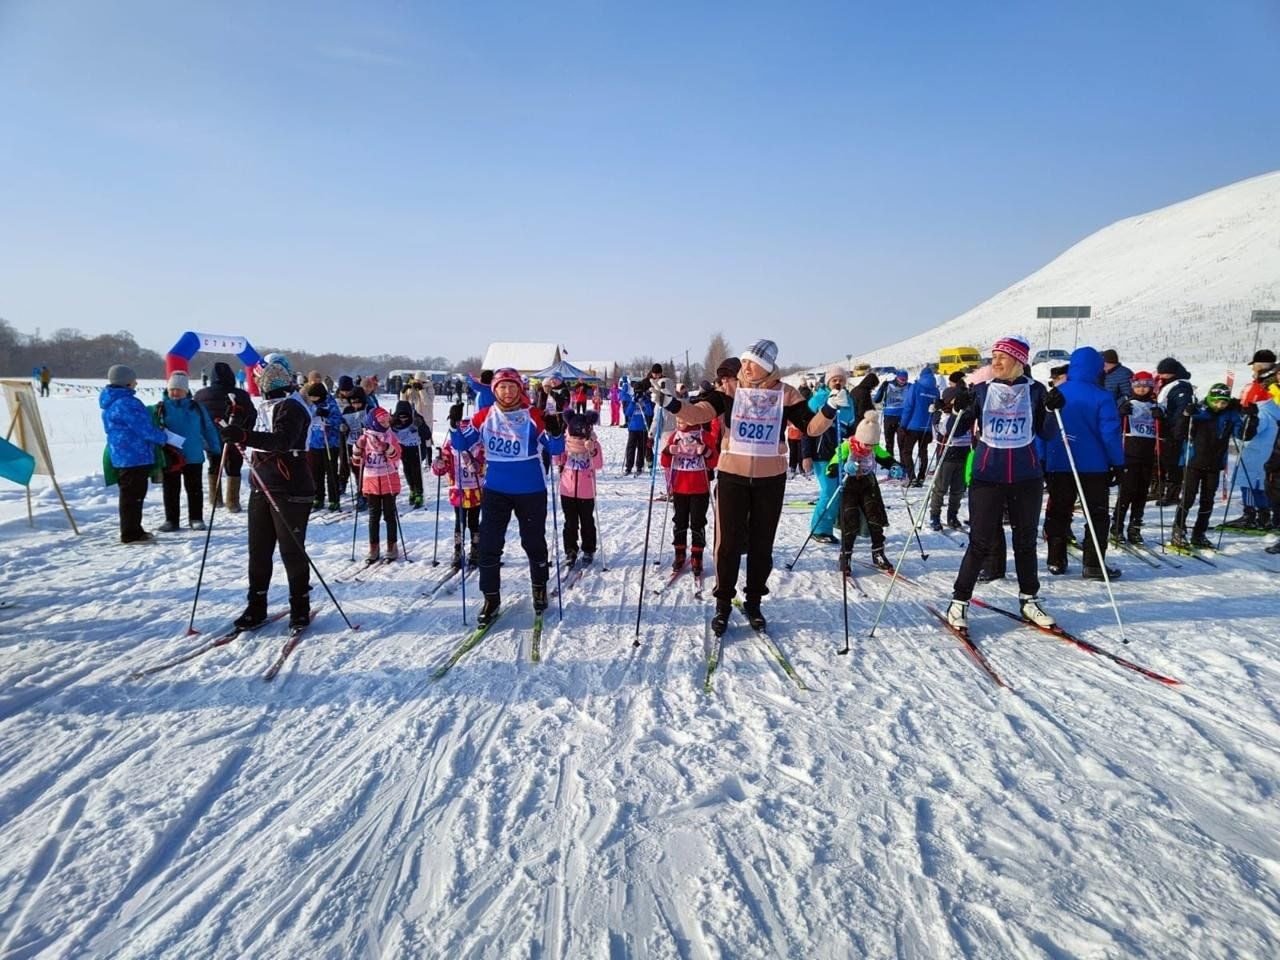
{"left": 166, "top": 332, "right": 264, "bottom": 395}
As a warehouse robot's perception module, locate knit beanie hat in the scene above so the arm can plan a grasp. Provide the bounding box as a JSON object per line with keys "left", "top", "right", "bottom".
{"left": 1206, "top": 383, "right": 1231, "bottom": 402}
{"left": 348, "top": 386, "right": 367, "bottom": 405}
{"left": 896, "top": 369, "right": 909, "bottom": 381}
{"left": 305, "top": 381, "right": 329, "bottom": 402}
{"left": 492, "top": 367, "right": 524, "bottom": 390}
{"left": 740, "top": 339, "right": 778, "bottom": 373}
{"left": 257, "top": 360, "right": 293, "bottom": 394}
{"left": 991, "top": 335, "right": 1030, "bottom": 366}
{"left": 366, "top": 406, "right": 390, "bottom": 429}
{"left": 948, "top": 370, "right": 966, "bottom": 384}
{"left": 716, "top": 357, "right": 742, "bottom": 380}
{"left": 1156, "top": 357, "right": 1182, "bottom": 377}
{"left": 107, "top": 364, "right": 136, "bottom": 387}
{"left": 1131, "top": 370, "right": 1155, "bottom": 388}
{"left": 392, "top": 399, "right": 413, "bottom": 422}
{"left": 337, "top": 375, "right": 354, "bottom": 392}
{"left": 826, "top": 364, "right": 848, "bottom": 384}
{"left": 854, "top": 410, "right": 881, "bottom": 446}
{"left": 167, "top": 371, "right": 190, "bottom": 393}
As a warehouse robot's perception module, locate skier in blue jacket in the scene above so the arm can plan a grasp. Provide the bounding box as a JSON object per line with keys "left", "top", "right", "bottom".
{"left": 157, "top": 371, "right": 222, "bottom": 531}
{"left": 898, "top": 365, "right": 940, "bottom": 486}
{"left": 1042, "top": 346, "right": 1125, "bottom": 580}
{"left": 808, "top": 365, "right": 858, "bottom": 542}
{"left": 872, "top": 369, "right": 908, "bottom": 462}
{"left": 101, "top": 364, "right": 168, "bottom": 543}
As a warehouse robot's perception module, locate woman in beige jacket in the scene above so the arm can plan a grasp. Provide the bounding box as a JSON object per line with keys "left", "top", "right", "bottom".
{"left": 651, "top": 339, "right": 840, "bottom": 636}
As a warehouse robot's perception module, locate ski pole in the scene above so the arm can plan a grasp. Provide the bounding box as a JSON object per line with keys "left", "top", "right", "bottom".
{"left": 653, "top": 462, "right": 672, "bottom": 568}
{"left": 456, "top": 448, "right": 467, "bottom": 625}
{"left": 1052, "top": 408, "right": 1128, "bottom": 644}
{"left": 867, "top": 410, "right": 963, "bottom": 639}
{"left": 634, "top": 403, "right": 666, "bottom": 642}
{"left": 1215, "top": 439, "right": 1245, "bottom": 549}
{"left": 390, "top": 493, "right": 410, "bottom": 562}
{"left": 838, "top": 557, "right": 851, "bottom": 656}
{"left": 898, "top": 482, "right": 930, "bottom": 562}
{"left": 185, "top": 442, "right": 230, "bottom": 635}
{"left": 240, "top": 451, "right": 358, "bottom": 631}
{"left": 350, "top": 464, "right": 364, "bottom": 561}
{"left": 549, "top": 466, "right": 564, "bottom": 621}
{"left": 785, "top": 482, "right": 843, "bottom": 570}
{"left": 431, "top": 473, "right": 442, "bottom": 566}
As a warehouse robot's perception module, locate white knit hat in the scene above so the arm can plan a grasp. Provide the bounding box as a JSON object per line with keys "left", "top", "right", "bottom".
{"left": 855, "top": 410, "right": 881, "bottom": 446}
{"left": 166, "top": 371, "right": 190, "bottom": 393}
{"left": 740, "top": 339, "right": 778, "bottom": 373}
{"left": 826, "top": 364, "right": 848, "bottom": 383}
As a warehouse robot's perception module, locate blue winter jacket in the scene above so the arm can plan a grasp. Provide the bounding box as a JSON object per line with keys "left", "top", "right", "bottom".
{"left": 900, "top": 368, "right": 939, "bottom": 433}
{"left": 101, "top": 386, "right": 167, "bottom": 469}
{"left": 451, "top": 405, "right": 565, "bottom": 495}
{"left": 873, "top": 379, "right": 907, "bottom": 417}
{"left": 465, "top": 373, "right": 494, "bottom": 411}
{"left": 308, "top": 395, "right": 345, "bottom": 450}
{"left": 1102, "top": 362, "right": 1133, "bottom": 404}
{"left": 625, "top": 397, "right": 652, "bottom": 431}
{"left": 959, "top": 376, "right": 1056, "bottom": 484}
{"left": 159, "top": 395, "right": 222, "bottom": 465}
{"left": 807, "top": 387, "right": 856, "bottom": 462}
{"left": 1044, "top": 347, "right": 1125, "bottom": 474}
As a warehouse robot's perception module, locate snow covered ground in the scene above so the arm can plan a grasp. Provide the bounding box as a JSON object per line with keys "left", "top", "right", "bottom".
{"left": 2, "top": 385, "right": 1280, "bottom": 958}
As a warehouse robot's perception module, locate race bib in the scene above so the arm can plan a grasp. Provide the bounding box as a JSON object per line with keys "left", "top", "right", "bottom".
{"left": 728, "top": 387, "right": 784, "bottom": 458}
{"left": 566, "top": 453, "right": 592, "bottom": 472}
{"left": 459, "top": 455, "right": 480, "bottom": 488}
{"left": 1127, "top": 402, "right": 1157, "bottom": 439}
{"left": 980, "top": 382, "right": 1033, "bottom": 449}
{"left": 483, "top": 408, "right": 535, "bottom": 462}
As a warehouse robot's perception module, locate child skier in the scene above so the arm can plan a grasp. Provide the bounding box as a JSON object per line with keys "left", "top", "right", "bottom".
{"left": 830, "top": 411, "right": 900, "bottom": 572}
{"left": 342, "top": 387, "right": 369, "bottom": 511}
{"left": 556, "top": 411, "right": 605, "bottom": 566}
{"left": 1172, "top": 383, "right": 1248, "bottom": 549}
{"left": 304, "top": 381, "right": 345, "bottom": 511}
{"left": 659, "top": 413, "right": 719, "bottom": 574}
{"left": 351, "top": 406, "right": 404, "bottom": 562}
{"left": 431, "top": 404, "right": 485, "bottom": 569}
{"left": 391, "top": 399, "right": 432, "bottom": 508}
{"left": 449, "top": 368, "right": 566, "bottom": 624}
{"left": 1110, "top": 371, "right": 1164, "bottom": 544}
{"left": 928, "top": 387, "right": 971, "bottom": 531}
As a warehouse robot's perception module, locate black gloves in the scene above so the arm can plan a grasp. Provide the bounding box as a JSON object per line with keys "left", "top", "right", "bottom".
{"left": 1044, "top": 387, "right": 1066, "bottom": 411}
{"left": 220, "top": 423, "right": 246, "bottom": 445}
{"left": 951, "top": 390, "right": 971, "bottom": 411}
{"left": 1108, "top": 465, "right": 1124, "bottom": 487}
{"left": 1117, "top": 399, "right": 1132, "bottom": 416}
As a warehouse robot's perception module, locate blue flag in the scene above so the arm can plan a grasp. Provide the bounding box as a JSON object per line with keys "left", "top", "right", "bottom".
{"left": 0, "top": 436, "right": 36, "bottom": 486}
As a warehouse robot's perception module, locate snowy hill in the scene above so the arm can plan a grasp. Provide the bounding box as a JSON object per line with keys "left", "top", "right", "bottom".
{"left": 851, "top": 170, "right": 1280, "bottom": 371}
{"left": 3, "top": 387, "right": 1280, "bottom": 957}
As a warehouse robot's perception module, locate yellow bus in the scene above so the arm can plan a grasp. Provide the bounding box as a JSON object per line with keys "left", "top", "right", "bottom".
{"left": 938, "top": 346, "right": 982, "bottom": 376}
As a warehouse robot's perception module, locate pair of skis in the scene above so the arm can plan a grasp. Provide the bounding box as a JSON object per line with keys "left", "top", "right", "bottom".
{"left": 703, "top": 600, "right": 807, "bottom": 694}
{"left": 652, "top": 563, "right": 705, "bottom": 600}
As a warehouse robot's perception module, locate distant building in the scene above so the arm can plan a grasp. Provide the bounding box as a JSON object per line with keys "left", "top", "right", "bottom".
{"left": 481, "top": 342, "right": 562, "bottom": 376}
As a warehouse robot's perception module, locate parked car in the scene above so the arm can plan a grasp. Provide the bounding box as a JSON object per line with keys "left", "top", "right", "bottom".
{"left": 1030, "top": 349, "right": 1071, "bottom": 366}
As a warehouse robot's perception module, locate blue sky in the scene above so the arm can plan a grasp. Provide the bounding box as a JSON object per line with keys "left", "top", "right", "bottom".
{"left": 1, "top": 0, "right": 1277, "bottom": 369}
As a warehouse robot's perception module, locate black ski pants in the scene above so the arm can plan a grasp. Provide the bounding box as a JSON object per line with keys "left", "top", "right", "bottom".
{"left": 882, "top": 415, "right": 902, "bottom": 463}
{"left": 928, "top": 459, "right": 966, "bottom": 523}
{"left": 368, "top": 492, "right": 398, "bottom": 546}
{"left": 246, "top": 490, "right": 312, "bottom": 603}
{"left": 117, "top": 466, "right": 151, "bottom": 541}
{"left": 838, "top": 477, "right": 887, "bottom": 556}
{"left": 900, "top": 429, "right": 930, "bottom": 482}
{"left": 308, "top": 448, "right": 341, "bottom": 504}
{"left": 712, "top": 472, "right": 786, "bottom": 603}
{"left": 561, "top": 494, "right": 598, "bottom": 554}
{"left": 401, "top": 446, "right": 424, "bottom": 497}
{"left": 672, "top": 492, "right": 710, "bottom": 549}
{"left": 625, "top": 430, "right": 648, "bottom": 473}
{"left": 210, "top": 443, "right": 244, "bottom": 479}
{"left": 953, "top": 477, "right": 1042, "bottom": 602}
{"left": 478, "top": 488, "right": 549, "bottom": 596}
{"left": 1114, "top": 459, "right": 1155, "bottom": 529}
{"left": 163, "top": 463, "right": 204, "bottom": 526}
{"left": 1175, "top": 466, "right": 1219, "bottom": 535}
{"left": 1044, "top": 470, "right": 1111, "bottom": 569}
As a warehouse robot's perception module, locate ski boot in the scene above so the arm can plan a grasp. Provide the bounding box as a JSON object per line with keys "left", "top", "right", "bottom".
{"left": 741, "top": 599, "right": 767, "bottom": 631}
{"left": 946, "top": 599, "right": 968, "bottom": 631}
{"left": 468, "top": 534, "right": 480, "bottom": 568}
{"left": 947, "top": 516, "right": 964, "bottom": 531}
{"left": 532, "top": 583, "right": 548, "bottom": 613}
{"left": 384, "top": 542, "right": 399, "bottom": 562}
{"left": 1222, "top": 507, "right": 1256, "bottom": 529}
{"left": 477, "top": 592, "right": 501, "bottom": 626}
{"left": 1171, "top": 526, "right": 1189, "bottom": 549}
{"left": 366, "top": 541, "right": 381, "bottom": 565}
{"left": 288, "top": 594, "right": 311, "bottom": 630}
{"left": 312, "top": 497, "right": 324, "bottom": 511}
{"left": 838, "top": 550, "right": 852, "bottom": 575}
{"left": 234, "top": 591, "right": 269, "bottom": 631}
{"left": 1019, "top": 595, "right": 1056, "bottom": 629}
{"left": 711, "top": 600, "right": 732, "bottom": 637}
{"left": 1266, "top": 540, "right": 1280, "bottom": 555}
{"left": 1046, "top": 537, "right": 1068, "bottom": 575}
{"left": 189, "top": 520, "right": 206, "bottom": 531}
{"left": 871, "top": 549, "right": 893, "bottom": 571}
{"left": 450, "top": 545, "right": 463, "bottom": 571}
{"left": 929, "top": 517, "right": 943, "bottom": 532}
{"left": 1082, "top": 563, "right": 1122, "bottom": 581}
{"left": 565, "top": 549, "right": 579, "bottom": 569}
{"left": 328, "top": 500, "right": 341, "bottom": 512}
{"left": 1126, "top": 524, "right": 1144, "bottom": 546}
{"left": 581, "top": 552, "right": 595, "bottom": 566}
{"left": 1190, "top": 531, "right": 1215, "bottom": 550}
{"left": 671, "top": 545, "right": 686, "bottom": 572}
{"left": 159, "top": 520, "right": 179, "bottom": 533}
{"left": 690, "top": 547, "right": 703, "bottom": 576}
{"left": 1108, "top": 517, "right": 1123, "bottom": 547}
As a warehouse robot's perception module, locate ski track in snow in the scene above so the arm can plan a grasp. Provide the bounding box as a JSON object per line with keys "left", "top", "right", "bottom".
{"left": 2, "top": 397, "right": 1280, "bottom": 958}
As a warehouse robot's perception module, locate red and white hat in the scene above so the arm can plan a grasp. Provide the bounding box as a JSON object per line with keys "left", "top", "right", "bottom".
{"left": 1131, "top": 370, "right": 1155, "bottom": 388}
{"left": 991, "top": 335, "right": 1030, "bottom": 366}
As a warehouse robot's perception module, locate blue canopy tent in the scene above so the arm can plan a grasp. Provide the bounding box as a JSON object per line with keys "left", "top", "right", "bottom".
{"left": 532, "top": 359, "right": 599, "bottom": 383}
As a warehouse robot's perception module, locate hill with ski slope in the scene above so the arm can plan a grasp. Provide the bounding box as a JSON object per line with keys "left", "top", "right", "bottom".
{"left": 840, "top": 170, "right": 1280, "bottom": 372}
{"left": 2, "top": 385, "right": 1280, "bottom": 957}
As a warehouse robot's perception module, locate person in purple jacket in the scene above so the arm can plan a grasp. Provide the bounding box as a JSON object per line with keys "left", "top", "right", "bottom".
{"left": 945, "top": 335, "right": 1058, "bottom": 632}
{"left": 1043, "top": 346, "right": 1125, "bottom": 581}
